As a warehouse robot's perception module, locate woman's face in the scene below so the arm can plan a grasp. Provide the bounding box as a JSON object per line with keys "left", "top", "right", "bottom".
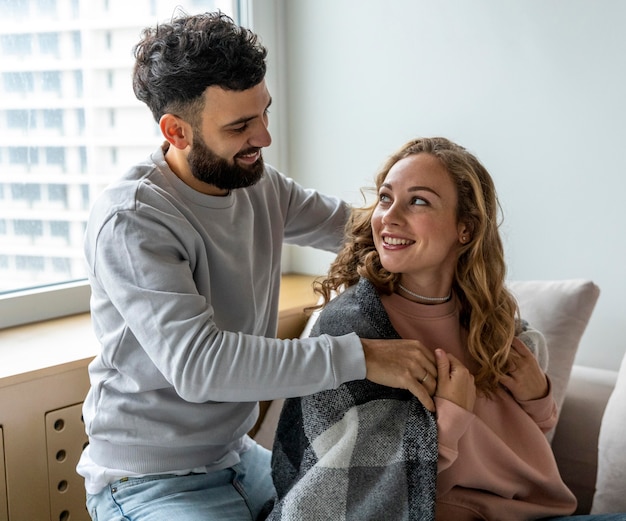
{"left": 371, "top": 153, "right": 468, "bottom": 293}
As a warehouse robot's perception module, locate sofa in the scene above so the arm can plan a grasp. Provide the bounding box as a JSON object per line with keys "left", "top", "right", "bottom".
{"left": 251, "top": 279, "right": 626, "bottom": 515}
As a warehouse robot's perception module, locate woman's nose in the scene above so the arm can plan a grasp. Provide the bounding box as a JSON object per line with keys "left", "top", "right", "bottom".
{"left": 382, "top": 203, "right": 403, "bottom": 225}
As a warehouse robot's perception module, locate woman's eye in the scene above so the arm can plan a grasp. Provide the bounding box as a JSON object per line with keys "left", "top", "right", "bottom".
{"left": 411, "top": 196, "right": 428, "bottom": 206}
{"left": 378, "top": 193, "right": 391, "bottom": 203}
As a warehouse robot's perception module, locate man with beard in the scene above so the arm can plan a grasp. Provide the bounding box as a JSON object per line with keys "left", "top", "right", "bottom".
{"left": 78, "top": 11, "right": 437, "bottom": 521}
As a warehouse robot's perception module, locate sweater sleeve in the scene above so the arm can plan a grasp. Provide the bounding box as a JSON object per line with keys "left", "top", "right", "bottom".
{"left": 517, "top": 377, "right": 558, "bottom": 433}
{"left": 513, "top": 328, "right": 558, "bottom": 432}
{"left": 274, "top": 170, "right": 351, "bottom": 253}
{"left": 85, "top": 171, "right": 365, "bottom": 404}
{"left": 434, "top": 397, "right": 476, "bottom": 473}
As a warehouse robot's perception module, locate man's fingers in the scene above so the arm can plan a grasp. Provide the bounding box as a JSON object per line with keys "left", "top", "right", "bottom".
{"left": 361, "top": 338, "right": 438, "bottom": 411}
{"left": 406, "top": 380, "right": 436, "bottom": 412}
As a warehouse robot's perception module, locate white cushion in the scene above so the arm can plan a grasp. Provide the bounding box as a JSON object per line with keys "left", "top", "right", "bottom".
{"left": 591, "top": 351, "right": 626, "bottom": 514}
{"left": 508, "top": 279, "right": 600, "bottom": 427}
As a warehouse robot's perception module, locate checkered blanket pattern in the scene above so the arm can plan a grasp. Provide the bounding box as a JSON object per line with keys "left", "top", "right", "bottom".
{"left": 265, "top": 379, "right": 438, "bottom": 521}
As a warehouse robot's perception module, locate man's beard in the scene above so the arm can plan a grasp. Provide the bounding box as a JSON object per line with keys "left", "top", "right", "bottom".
{"left": 187, "top": 133, "right": 265, "bottom": 191}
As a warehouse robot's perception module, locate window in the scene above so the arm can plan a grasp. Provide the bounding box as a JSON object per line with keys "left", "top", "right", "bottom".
{"left": 50, "top": 220, "right": 70, "bottom": 241}
{"left": 48, "top": 184, "right": 68, "bottom": 206}
{"left": 7, "top": 109, "right": 36, "bottom": 130}
{"left": 43, "top": 109, "right": 63, "bottom": 130}
{"left": 12, "top": 184, "right": 42, "bottom": 206}
{"left": 15, "top": 219, "right": 43, "bottom": 238}
{"left": 0, "top": 0, "right": 239, "bottom": 328}
{"left": 1, "top": 34, "right": 32, "bottom": 56}
{"left": 3, "top": 72, "right": 34, "bottom": 93}
{"left": 45, "top": 147, "right": 65, "bottom": 167}
{"left": 9, "top": 147, "right": 37, "bottom": 165}
{"left": 42, "top": 70, "right": 61, "bottom": 93}
{"left": 38, "top": 33, "right": 59, "bottom": 56}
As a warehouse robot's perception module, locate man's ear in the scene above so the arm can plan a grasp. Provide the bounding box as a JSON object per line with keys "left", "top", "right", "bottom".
{"left": 159, "top": 114, "right": 192, "bottom": 150}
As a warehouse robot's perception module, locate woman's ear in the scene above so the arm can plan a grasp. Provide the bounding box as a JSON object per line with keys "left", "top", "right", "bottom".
{"left": 458, "top": 222, "right": 472, "bottom": 244}
{"left": 159, "top": 114, "right": 192, "bottom": 150}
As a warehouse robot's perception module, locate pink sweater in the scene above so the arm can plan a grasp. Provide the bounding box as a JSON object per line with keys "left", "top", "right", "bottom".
{"left": 380, "top": 292, "right": 577, "bottom": 521}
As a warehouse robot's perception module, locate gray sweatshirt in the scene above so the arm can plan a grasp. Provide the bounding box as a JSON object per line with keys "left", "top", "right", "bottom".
{"left": 81, "top": 144, "right": 365, "bottom": 475}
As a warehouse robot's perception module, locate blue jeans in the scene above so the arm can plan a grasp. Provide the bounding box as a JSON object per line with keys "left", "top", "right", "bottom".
{"left": 542, "top": 513, "right": 626, "bottom": 521}
{"left": 86, "top": 443, "right": 275, "bottom": 521}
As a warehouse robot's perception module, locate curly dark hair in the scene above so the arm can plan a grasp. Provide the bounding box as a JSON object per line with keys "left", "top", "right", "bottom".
{"left": 315, "top": 137, "right": 520, "bottom": 395}
{"left": 132, "top": 11, "right": 268, "bottom": 124}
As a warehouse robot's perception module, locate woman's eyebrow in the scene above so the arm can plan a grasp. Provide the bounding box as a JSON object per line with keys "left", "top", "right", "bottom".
{"left": 381, "top": 182, "right": 440, "bottom": 196}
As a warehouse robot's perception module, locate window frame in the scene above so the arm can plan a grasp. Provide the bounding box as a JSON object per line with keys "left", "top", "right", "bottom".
{"left": 0, "top": 280, "right": 91, "bottom": 329}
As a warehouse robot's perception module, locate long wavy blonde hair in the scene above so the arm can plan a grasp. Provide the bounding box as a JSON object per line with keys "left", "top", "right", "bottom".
{"left": 315, "top": 137, "right": 519, "bottom": 394}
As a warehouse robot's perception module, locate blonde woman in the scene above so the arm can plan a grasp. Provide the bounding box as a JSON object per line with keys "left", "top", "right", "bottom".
{"left": 265, "top": 138, "right": 619, "bottom": 520}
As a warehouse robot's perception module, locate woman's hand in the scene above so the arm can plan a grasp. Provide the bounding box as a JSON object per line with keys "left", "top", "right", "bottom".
{"left": 435, "top": 349, "right": 476, "bottom": 412}
{"left": 500, "top": 338, "right": 549, "bottom": 402}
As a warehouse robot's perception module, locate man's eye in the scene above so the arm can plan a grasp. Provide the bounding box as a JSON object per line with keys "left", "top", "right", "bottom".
{"left": 232, "top": 124, "right": 248, "bottom": 133}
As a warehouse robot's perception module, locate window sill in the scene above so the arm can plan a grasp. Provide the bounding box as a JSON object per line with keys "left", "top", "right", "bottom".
{"left": 0, "top": 273, "right": 318, "bottom": 385}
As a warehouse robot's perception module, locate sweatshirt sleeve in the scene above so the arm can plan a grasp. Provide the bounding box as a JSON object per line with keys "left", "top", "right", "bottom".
{"left": 517, "top": 377, "right": 558, "bottom": 433}
{"left": 275, "top": 169, "right": 351, "bottom": 253}
{"left": 85, "top": 174, "right": 365, "bottom": 404}
{"left": 434, "top": 396, "right": 476, "bottom": 473}
{"left": 513, "top": 329, "right": 558, "bottom": 432}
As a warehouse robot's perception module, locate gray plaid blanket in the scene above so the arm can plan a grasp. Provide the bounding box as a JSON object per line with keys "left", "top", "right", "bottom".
{"left": 262, "top": 278, "right": 438, "bottom": 521}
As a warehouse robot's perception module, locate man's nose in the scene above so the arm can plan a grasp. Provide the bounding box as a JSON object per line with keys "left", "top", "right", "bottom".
{"left": 250, "top": 120, "right": 272, "bottom": 148}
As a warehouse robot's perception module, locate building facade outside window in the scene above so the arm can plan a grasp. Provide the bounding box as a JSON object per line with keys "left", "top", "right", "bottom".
{"left": 0, "top": 0, "right": 237, "bottom": 304}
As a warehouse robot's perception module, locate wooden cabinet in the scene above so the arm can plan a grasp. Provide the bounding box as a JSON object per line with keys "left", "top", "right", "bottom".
{"left": 0, "top": 360, "right": 92, "bottom": 521}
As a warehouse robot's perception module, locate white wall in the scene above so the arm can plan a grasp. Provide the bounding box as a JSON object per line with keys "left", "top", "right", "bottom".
{"left": 254, "top": 0, "right": 626, "bottom": 371}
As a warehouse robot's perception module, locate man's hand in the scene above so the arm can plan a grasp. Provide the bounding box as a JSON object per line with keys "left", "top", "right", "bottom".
{"left": 500, "top": 338, "right": 549, "bottom": 402}
{"left": 435, "top": 349, "right": 476, "bottom": 412}
{"left": 361, "top": 338, "right": 437, "bottom": 411}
